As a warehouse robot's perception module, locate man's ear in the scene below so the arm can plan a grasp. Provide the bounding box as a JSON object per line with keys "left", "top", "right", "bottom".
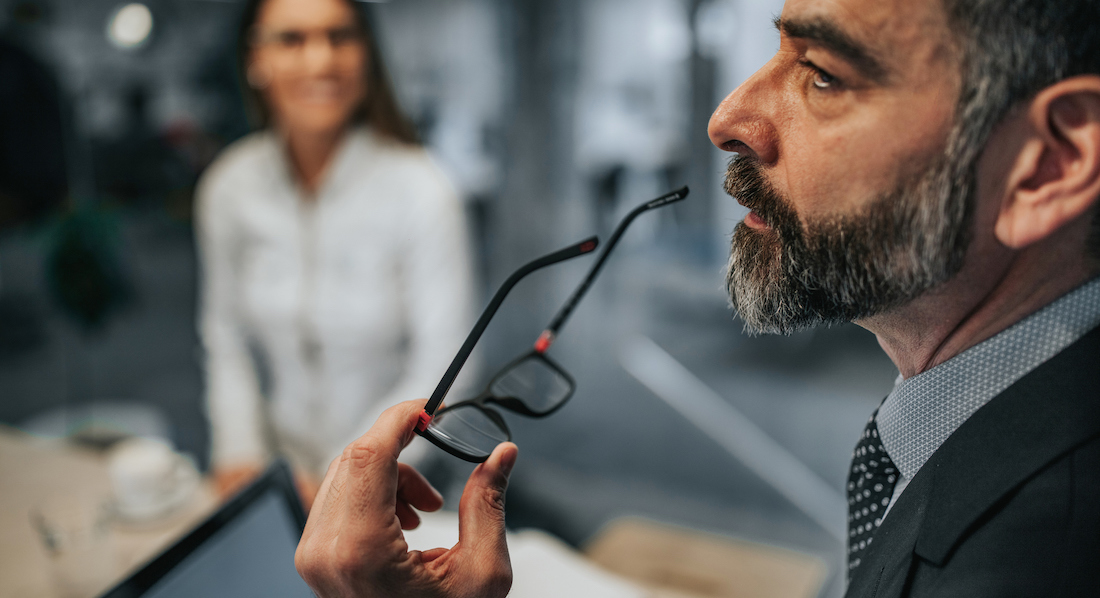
{"left": 996, "top": 76, "right": 1100, "bottom": 249}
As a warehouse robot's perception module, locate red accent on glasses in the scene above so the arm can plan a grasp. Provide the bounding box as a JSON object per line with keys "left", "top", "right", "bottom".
{"left": 416, "top": 410, "right": 433, "bottom": 432}
{"left": 534, "top": 330, "right": 555, "bottom": 354}
{"left": 580, "top": 240, "right": 597, "bottom": 253}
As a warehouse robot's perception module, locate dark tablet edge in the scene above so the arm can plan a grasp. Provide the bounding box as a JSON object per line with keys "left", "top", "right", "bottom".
{"left": 100, "top": 458, "right": 307, "bottom": 598}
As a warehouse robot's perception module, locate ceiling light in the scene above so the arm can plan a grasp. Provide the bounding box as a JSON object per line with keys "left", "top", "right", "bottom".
{"left": 107, "top": 3, "right": 153, "bottom": 50}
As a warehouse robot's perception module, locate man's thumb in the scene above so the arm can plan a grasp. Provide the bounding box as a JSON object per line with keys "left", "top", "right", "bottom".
{"left": 458, "top": 442, "right": 518, "bottom": 552}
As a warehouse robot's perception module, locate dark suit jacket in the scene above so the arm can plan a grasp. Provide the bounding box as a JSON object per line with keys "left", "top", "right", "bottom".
{"left": 845, "top": 326, "right": 1100, "bottom": 598}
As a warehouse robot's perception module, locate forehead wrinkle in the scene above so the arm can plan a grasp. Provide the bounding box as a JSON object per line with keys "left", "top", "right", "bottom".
{"left": 777, "top": 15, "right": 890, "bottom": 84}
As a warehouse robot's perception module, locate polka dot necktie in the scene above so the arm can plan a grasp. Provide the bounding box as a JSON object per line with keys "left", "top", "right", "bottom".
{"left": 846, "top": 411, "right": 898, "bottom": 579}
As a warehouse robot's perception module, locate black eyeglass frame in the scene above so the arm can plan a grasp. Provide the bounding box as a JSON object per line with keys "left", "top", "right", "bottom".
{"left": 417, "top": 352, "right": 576, "bottom": 461}
{"left": 448, "top": 351, "right": 577, "bottom": 418}
{"left": 414, "top": 237, "right": 598, "bottom": 459}
{"left": 416, "top": 186, "right": 690, "bottom": 462}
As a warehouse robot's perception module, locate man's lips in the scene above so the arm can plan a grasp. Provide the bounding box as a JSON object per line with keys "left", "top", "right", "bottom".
{"left": 744, "top": 210, "right": 769, "bottom": 230}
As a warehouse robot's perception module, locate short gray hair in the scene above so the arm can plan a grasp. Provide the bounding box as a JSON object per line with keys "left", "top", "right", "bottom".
{"left": 943, "top": 0, "right": 1100, "bottom": 262}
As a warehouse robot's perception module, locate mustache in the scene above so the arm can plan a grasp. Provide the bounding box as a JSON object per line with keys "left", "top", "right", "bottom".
{"left": 723, "top": 156, "right": 795, "bottom": 230}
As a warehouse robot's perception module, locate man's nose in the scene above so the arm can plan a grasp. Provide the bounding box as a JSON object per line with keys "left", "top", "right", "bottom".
{"left": 707, "top": 58, "right": 781, "bottom": 165}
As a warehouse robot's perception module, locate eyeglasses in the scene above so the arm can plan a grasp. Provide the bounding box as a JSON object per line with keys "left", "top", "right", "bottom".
{"left": 415, "top": 186, "right": 690, "bottom": 462}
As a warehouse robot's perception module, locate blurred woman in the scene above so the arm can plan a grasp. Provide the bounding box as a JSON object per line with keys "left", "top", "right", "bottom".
{"left": 195, "top": 0, "right": 475, "bottom": 505}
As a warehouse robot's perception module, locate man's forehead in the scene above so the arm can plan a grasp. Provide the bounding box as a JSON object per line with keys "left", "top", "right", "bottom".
{"left": 780, "top": 0, "right": 955, "bottom": 71}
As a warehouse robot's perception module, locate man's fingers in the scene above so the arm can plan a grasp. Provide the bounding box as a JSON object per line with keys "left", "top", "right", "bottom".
{"left": 457, "top": 442, "right": 517, "bottom": 555}
{"left": 397, "top": 463, "right": 444, "bottom": 513}
{"left": 343, "top": 400, "right": 429, "bottom": 526}
{"left": 455, "top": 443, "right": 516, "bottom": 597}
{"left": 420, "top": 547, "right": 447, "bottom": 563}
{"left": 299, "top": 455, "right": 344, "bottom": 547}
{"left": 314, "top": 455, "right": 341, "bottom": 506}
{"left": 395, "top": 499, "right": 422, "bottom": 530}
{"left": 394, "top": 464, "right": 442, "bottom": 530}
{"left": 296, "top": 454, "right": 347, "bottom": 590}
{"left": 360, "top": 399, "right": 429, "bottom": 462}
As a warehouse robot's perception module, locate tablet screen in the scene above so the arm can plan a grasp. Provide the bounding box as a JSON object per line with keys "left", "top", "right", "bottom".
{"left": 143, "top": 490, "right": 313, "bottom": 597}
{"left": 104, "top": 460, "right": 314, "bottom": 598}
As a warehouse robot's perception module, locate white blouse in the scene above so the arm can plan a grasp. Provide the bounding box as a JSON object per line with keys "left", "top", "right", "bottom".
{"left": 195, "top": 128, "right": 476, "bottom": 476}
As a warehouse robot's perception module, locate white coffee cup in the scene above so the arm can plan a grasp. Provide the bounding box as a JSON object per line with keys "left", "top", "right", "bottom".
{"left": 107, "top": 437, "right": 198, "bottom": 522}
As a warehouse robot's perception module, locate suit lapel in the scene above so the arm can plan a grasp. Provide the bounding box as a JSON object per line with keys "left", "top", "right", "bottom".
{"left": 844, "top": 455, "right": 934, "bottom": 598}
{"left": 913, "top": 326, "right": 1100, "bottom": 565}
{"left": 845, "top": 326, "right": 1100, "bottom": 598}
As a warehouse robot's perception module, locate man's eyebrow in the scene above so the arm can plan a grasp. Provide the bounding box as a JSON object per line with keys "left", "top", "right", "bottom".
{"left": 773, "top": 16, "right": 889, "bottom": 84}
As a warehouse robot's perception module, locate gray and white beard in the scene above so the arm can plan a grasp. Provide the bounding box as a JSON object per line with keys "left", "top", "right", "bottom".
{"left": 723, "top": 151, "right": 976, "bottom": 336}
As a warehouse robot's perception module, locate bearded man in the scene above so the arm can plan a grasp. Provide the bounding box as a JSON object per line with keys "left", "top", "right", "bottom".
{"left": 293, "top": 0, "right": 1100, "bottom": 596}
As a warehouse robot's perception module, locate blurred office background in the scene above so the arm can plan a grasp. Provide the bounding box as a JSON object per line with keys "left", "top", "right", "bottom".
{"left": 0, "top": 0, "right": 899, "bottom": 595}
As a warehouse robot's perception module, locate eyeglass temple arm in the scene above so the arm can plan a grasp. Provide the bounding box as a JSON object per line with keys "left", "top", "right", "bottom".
{"left": 533, "top": 186, "right": 690, "bottom": 353}
{"left": 421, "top": 236, "right": 600, "bottom": 416}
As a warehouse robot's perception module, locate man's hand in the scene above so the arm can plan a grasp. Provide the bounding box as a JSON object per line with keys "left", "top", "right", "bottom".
{"left": 293, "top": 468, "right": 321, "bottom": 513}
{"left": 295, "top": 400, "right": 518, "bottom": 598}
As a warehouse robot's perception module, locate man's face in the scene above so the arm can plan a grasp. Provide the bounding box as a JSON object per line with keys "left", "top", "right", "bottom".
{"left": 709, "top": 0, "right": 973, "bottom": 333}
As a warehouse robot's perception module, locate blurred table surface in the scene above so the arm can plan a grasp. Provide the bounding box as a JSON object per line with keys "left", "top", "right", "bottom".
{"left": 0, "top": 426, "right": 217, "bottom": 598}
{"left": 0, "top": 424, "right": 827, "bottom": 598}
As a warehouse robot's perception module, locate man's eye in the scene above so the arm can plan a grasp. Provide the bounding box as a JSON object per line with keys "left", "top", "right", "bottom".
{"left": 800, "top": 60, "right": 838, "bottom": 89}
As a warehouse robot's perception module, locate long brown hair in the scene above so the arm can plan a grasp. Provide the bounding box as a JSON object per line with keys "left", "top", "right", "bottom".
{"left": 236, "top": 0, "right": 419, "bottom": 145}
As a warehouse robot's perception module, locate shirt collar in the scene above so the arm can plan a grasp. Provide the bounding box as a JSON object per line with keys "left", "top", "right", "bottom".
{"left": 263, "top": 126, "right": 378, "bottom": 202}
{"left": 877, "top": 276, "right": 1100, "bottom": 480}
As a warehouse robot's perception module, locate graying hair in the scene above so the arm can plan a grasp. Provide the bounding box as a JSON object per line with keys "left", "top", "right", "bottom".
{"left": 943, "top": 0, "right": 1100, "bottom": 262}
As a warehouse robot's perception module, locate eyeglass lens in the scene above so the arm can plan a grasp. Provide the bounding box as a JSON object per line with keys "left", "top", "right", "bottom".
{"left": 490, "top": 356, "right": 573, "bottom": 414}
{"left": 428, "top": 407, "right": 510, "bottom": 460}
